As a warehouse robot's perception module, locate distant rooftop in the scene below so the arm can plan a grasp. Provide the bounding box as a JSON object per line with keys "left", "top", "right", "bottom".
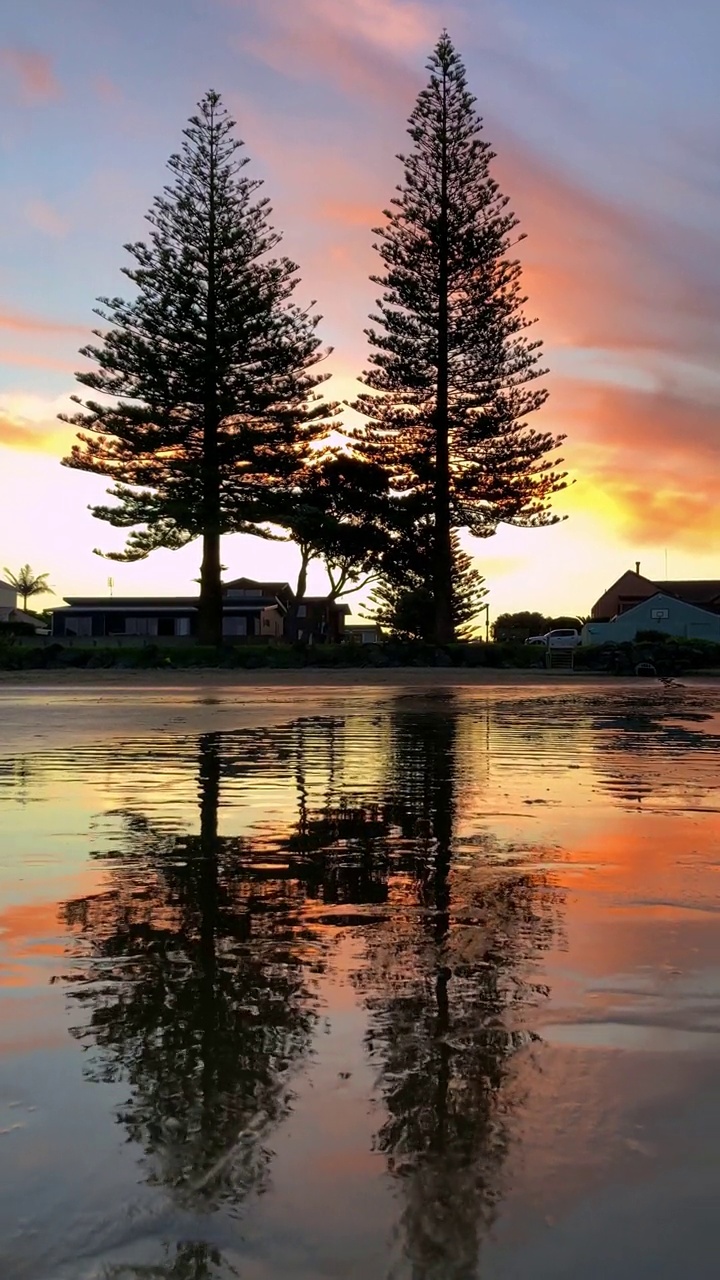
{"left": 653, "top": 580, "right": 720, "bottom": 604}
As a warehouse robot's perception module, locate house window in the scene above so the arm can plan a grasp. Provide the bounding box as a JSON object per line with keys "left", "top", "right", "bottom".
{"left": 226, "top": 588, "right": 261, "bottom": 599}
{"left": 125, "top": 617, "right": 158, "bottom": 636}
{"left": 67, "top": 615, "right": 92, "bottom": 637}
{"left": 222, "top": 616, "right": 247, "bottom": 636}
{"left": 175, "top": 617, "right": 191, "bottom": 637}
{"left": 297, "top": 604, "right": 307, "bottom": 618}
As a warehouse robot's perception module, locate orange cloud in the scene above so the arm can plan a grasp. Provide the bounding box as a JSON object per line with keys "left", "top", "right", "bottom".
{"left": 0, "top": 308, "right": 84, "bottom": 336}
{"left": 318, "top": 199, "right": 384, "bottom": 229}
{"left": 0, "top": 414, "right": 55, "bottom": 452}
{"left": 0, "top": 47, "right": 61, "bottom": 104}
{"left": 0, "top": 348, "right": 75, "bottom": 373}
{"left": 548, "top": 378, "right": 720, "bottom": 549}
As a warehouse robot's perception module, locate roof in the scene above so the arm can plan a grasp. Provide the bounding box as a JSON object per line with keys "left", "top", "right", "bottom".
{"left": 59, "top": 596, "right": 200, "bottom": 609}
{"left": 224, "top": 577, "right": 293, "bottom": 595}
{"left": 615, "top": 591, "right": 720, "bottom": 621}
{"left": 653, "top": 580, "right": 720, "bottom": 605}
{"left": 302, "top": 597, "right": 351, "bottom": 613}
{"left": 0, "top": 578, "right": 15, "bottom": 591}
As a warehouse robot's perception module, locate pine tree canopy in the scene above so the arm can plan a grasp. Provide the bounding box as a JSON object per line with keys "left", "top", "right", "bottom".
{"left": 60, "top": 91, "right": 335, "bottom": 641}
{"left": 352, "top": 32, "right": 567, "bottom": 641}
{"left": 370, "top": 528, "right": 487, "bottom": 643}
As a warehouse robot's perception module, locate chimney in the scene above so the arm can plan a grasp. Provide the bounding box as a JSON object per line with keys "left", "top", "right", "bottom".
{"left": 635, "top": 561, "right": 640, "bottom": 576}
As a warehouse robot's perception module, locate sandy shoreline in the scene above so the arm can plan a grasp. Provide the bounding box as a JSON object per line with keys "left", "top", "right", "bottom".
{"left": 2, "top": 665, "right": 718, "bottom": 686}
{"left": 0, "top": 667, "right": 717, "bottom": 756}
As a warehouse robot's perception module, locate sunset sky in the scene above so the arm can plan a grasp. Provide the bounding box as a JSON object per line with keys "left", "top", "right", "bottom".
{"left": 1, "top": 0, "right": 718, "bottom": 621}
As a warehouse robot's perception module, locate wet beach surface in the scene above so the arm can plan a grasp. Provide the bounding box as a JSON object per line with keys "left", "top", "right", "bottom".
{"left": 1, "top": 682, "right": 719, "bottom": 1278}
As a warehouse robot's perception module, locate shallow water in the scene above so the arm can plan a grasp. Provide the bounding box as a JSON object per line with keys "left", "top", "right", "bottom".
{"left": 1, "top": 685, "right": 719, "bottom": 1279}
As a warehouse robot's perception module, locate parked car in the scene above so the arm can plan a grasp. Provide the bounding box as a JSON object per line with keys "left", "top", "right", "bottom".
{"left": 525, "top": 628, "right": 582, "bottom": 649}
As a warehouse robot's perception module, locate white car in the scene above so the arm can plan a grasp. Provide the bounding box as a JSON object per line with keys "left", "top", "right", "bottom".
{"left": 525, "top": 628, "right": 582, "bottom": 649}
{"left": 545, "top": 628, "right": 582, "bottom": 649}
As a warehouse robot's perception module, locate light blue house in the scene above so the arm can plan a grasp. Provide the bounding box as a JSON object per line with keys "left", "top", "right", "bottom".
{"left": 582, "top": 592, "right": 720, "bottom": 645}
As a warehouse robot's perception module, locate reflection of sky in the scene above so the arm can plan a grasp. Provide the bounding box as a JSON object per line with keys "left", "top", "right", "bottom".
{"left": 1, "top": 688, "right": 720, "bottom": 1274}
{"left": 1, "top": 1, "right": 720, "bottom": 617}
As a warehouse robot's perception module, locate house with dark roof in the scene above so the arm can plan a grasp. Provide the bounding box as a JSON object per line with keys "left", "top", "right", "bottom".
{"left": 584, "top": 593, "right": 720, "bottom": 645}
{"left": 51, "top": 577, "right": 348, "bottom": 643}
{"left": 591, "top": 565, "right": 720, "bottom": 621}
{"left": 585, "top": 566, "right": 720, "bottom": 644}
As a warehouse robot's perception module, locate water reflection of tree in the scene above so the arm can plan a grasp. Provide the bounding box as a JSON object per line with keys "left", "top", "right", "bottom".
{"left": 353, "top": 695, "right": 559, "bottom": 1280}
{"left": 56, "top": 700, "right": 563, "bottom": 1279}
{"left": 102, "top": 1240, "right": 234, "bottom": 1280}
{"left": 61, "top": 733, "right": 320, "bottom": 1220}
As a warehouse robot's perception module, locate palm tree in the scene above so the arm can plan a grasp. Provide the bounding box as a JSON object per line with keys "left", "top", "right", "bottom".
{"left": 3, "top": 564, "right": 53, "bottom": 610}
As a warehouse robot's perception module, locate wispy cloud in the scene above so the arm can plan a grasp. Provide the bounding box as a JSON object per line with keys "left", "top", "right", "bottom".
{"left": 243, "top": 0, "right": 436, "bottom": 105}
{"left": 0, "top": 308, "right": 84, "bottom": 336}
{"left": 25, "top": 199, "right": 69, "bottom": 238}
{"left": 0, "top": 47, "right": 62, "bottom": 104}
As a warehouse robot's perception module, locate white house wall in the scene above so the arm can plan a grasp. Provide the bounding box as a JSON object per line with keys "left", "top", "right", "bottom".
{"left": 582, "top": 594, "right": 720, "bottom": 645}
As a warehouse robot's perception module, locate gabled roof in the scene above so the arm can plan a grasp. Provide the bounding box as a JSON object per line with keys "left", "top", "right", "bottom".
{"left": 302, "top": 596, "right": 351, "bottom": 613}
{"left": 616, "top": 591, "right": 720, "bottom": 622}
{"left": 654, "top": 580, "right": 720, "bottom": 605}
{"left": 223, "top": 577, "right": 293, "bottom": 595}
{"left": 0, "top": 578, "right": 15, "bottom": 591}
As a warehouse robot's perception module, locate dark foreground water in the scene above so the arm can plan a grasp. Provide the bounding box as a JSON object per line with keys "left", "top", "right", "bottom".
{"left": 1, "top": 685, "right": 720, "bottom": 1279}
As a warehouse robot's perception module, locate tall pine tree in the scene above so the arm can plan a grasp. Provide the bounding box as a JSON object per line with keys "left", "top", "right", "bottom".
{"left": 354, "top": 34, "right": 566, "bottom": 644}
{"left": 368, "top": 529, "right": 487, "bottom": 642}
{"left": 62, "top": 91, "right": 333, "bottom": 645}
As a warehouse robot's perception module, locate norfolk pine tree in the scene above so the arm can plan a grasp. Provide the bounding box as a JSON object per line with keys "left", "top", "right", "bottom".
{"left": 368, "top": 528, "right": 487, "bottom": 642}
{"left": 62, "top": 92, "right": 333, "bottom": 645}
{"left": 354, "top": 34, "right": 567, "bottom": 644}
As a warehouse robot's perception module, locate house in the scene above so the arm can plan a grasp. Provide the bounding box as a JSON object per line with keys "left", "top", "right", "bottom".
{"left": 583, "top": 592, "right": 720, "bottom": 646}
{"left": 51, "top": 577, "right": 348, "bottom": 643}
{"left": 344, "top": 622, "right": 383, "bottom": 645}
{"left": 591, "top": 565, "right": 720, "bottom": 621}
{"left": 0, "top": 578, "right": 16, "bottom": 623}
{"left": 0, "top": 578, "right": 45, "bottom": 632}
{"left": 294, "top": 596, "right": 350, "bottom": 644}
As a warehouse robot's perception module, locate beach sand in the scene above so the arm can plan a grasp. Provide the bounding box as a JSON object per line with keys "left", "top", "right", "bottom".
{"left": 1, "top": 667, "right": 716, "bottom": 755}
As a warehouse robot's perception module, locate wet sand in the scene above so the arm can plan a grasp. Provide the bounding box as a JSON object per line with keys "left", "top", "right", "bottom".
{"left": 1, "top": 671, "right": 717, "bottom": 755}
{"left": 1, "top": 683, "right": 720, "bottom": 1278}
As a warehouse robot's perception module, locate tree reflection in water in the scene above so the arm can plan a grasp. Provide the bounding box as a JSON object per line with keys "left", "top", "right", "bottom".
{"left": 58, "top": 696, "right": 560, "bottom": 1279}
{"left": 354, "top": 696, "right": 560, "bottom": 1279}
{"left": 62, "top": 733, "right": 320, "bottom": 1221}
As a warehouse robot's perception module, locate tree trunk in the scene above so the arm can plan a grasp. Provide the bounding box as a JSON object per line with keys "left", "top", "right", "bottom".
{"left": 295, "top": 547, "right": 310, "bottom": 601}
{"left": 199, "top": 528, "right": 223, "bottom": 645}
{"left": 433, "top": 69, "right": 455, "bottom": 646}
{"left": 198, "top": 95, "right": 223, "bottom": 648}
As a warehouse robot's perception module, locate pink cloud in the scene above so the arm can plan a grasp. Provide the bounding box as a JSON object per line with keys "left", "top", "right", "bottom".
{"left": 243, "top": 0, "right": 434, "bottom": 106}
{"left": 25, "top": 199, "right": 69, "bottom": 238}
{"left": 0, "top": 309, "right": 84, "bottom": 336}
{"left": 489, "top": 128, "right": 720, "bottom": 365}
{"left": 92, "top": 74, "right": 123, "bottom": 102}
{"left": 0, "top": 47, "right": 61, "bottom": 104}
